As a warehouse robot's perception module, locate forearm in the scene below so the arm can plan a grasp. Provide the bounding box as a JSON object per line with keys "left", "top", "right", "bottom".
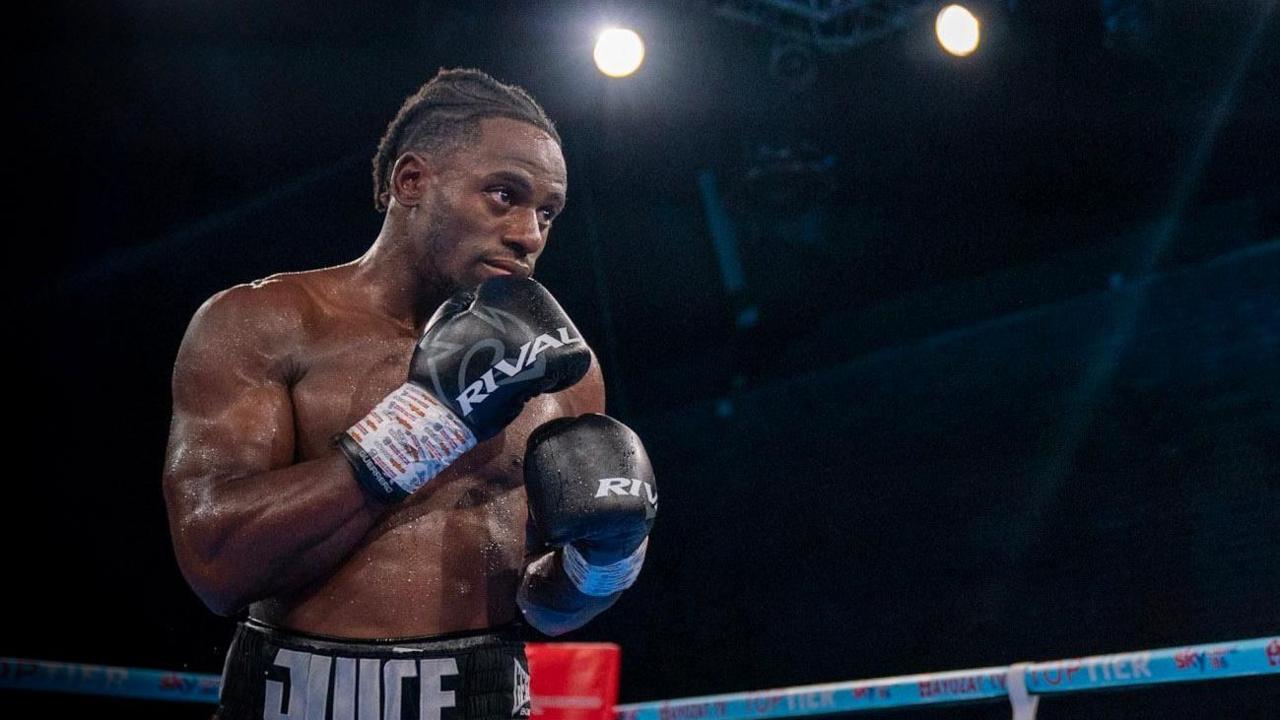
{"left": 169, "top": 452, "right": 384, "bottom": 615}
{"left": 517, "top": 550, "right": 622, "bottom": 636}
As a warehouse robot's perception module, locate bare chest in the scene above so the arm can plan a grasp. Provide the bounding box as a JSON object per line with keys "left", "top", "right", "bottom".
{"left": 286, "top": 325, "right": 569, "bottom": 483}
{"left": 289, "top": 329, "right": 419, "bottom": 461}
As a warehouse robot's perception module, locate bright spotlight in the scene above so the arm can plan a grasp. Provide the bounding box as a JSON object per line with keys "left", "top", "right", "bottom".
{"left": 594, "top": 27, "right": 645, "bottom": 78}
{"left": 935, "top": 5, "right": 980, "bottom": 57}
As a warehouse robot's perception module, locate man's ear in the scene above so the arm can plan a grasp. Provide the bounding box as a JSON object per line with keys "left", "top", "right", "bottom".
{"left": 388, "top": 151, "right": 432, "bottom": 208}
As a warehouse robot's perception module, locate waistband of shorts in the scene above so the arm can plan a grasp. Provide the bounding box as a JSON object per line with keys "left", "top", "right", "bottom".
{"left": 240, "top": 618, "right": 524, "bottom": 657}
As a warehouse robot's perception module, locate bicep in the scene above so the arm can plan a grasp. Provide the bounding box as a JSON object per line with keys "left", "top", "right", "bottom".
{"left": 163, "top": 292, "right": 297, "bottom": 516}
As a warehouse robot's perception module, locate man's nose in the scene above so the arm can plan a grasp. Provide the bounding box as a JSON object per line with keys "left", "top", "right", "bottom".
{"left": 504, "top": 207, "right": 545, "bottom": 257}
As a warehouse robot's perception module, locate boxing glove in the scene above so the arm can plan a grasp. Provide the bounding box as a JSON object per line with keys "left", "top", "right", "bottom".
{"left": 522, "top": 414, "right": 657, "bottom": 596}
{"left": 339, "top": 277, "right": 591, "bottom": 503}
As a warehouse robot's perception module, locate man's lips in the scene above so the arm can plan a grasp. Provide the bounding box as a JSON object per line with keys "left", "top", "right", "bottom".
{"left": 481, "top": 258, "right": 532, "bottom": 278}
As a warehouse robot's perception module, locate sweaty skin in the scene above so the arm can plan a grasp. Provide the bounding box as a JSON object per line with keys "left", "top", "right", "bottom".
{"left": 163, "top": 117, "right": 603, "bottom": 639}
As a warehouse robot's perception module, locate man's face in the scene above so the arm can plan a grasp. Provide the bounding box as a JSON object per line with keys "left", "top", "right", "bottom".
{"left": 418, "top": 117, "right": 568, "bottom": 291}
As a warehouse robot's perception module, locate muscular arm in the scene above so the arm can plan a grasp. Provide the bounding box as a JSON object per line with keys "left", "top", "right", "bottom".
{"left": 162, "top": 284, "right": 385, "bottom": 616}
{"left": 518, "top": 354, "right": 627, "bottom": 635}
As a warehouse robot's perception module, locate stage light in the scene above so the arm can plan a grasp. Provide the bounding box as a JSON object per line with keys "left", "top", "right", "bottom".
{"left": 594, "top": 27, "right": 645, "bottom": 77}
{"left": 935, "top": 5, "right": 980, "bottom": 57}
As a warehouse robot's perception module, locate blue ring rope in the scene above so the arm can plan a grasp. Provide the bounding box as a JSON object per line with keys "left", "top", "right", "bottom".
{"left": 0, "top": 658, "right": 221, "bottom": 704}
{"left": 2, "top": 636, "right": 1276, "bottom": 709}
{"left": 614, "top": 636, "right": 1280, "bottom": 719}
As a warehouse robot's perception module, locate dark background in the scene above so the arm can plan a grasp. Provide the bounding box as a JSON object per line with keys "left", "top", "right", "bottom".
{"left": 5, "top": 0, "right": 1279, "bottom": 717}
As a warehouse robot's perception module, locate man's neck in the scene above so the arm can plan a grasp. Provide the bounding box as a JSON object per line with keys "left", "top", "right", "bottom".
{"left": 349, "top": 225, "right": 452, "bottom": 333}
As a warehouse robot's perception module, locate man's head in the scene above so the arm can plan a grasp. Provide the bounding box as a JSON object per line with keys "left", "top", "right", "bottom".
{"left": 372, "top": 68, "right": 567, "bottom": 291}
{"left": 372, "top": 68, "right": 561, "bottom": 213}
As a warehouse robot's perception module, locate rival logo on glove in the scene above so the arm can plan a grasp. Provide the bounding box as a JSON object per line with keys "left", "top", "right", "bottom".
{"left": 595, "top": 477, "right": 658, "bottom": 508}
{"left": 456, "top": 326, "right": 584, "bottom": 416}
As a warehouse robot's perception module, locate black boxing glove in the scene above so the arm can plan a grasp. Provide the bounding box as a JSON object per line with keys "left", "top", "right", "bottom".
{"left": 520, "top": 414, "right": 657, "bottom": 599}
{"left": 338, "top": 277, "right": 591, "bottom": 503}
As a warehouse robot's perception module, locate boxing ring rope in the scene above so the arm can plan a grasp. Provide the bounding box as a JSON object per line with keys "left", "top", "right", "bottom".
{"left": 3, "top": 636, "right": 1277, "bottom": 717}
{"left": 616, "top": 636, "right": 1279, "bottom": 719}
{"left": 0, "top": 658, "right": 221, "bottom": 704}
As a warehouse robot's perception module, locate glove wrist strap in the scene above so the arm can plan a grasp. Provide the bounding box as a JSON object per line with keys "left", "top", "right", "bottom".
{"left": 561, "top": 538, "right": 648, "bottom": 597}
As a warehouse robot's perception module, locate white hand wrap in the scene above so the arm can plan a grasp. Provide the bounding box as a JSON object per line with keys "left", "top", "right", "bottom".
{"left": 561, "top": 538, "right": 649, "bottom": 597}
{"left": 345, "top": 383, "right": 477, "bottom": 496}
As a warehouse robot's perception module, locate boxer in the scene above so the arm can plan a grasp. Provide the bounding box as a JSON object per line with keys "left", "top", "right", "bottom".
{"left": 162, "top": 68, "right": 657, "bottom": 720}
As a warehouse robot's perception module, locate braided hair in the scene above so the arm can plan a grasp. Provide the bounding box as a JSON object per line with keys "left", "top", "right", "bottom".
{"left": 371, "top": 68, "right": 561, "bottom": 212}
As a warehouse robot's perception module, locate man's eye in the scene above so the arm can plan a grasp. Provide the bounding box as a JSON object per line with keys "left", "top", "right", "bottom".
{"left": 539, "top": 208, "right": 558, "bottom": 223}
{"left": 489, "top": 188, "right": 513, "bottom": 204}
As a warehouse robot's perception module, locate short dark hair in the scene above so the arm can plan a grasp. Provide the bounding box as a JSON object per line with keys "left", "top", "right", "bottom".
{"left": 371, "top": 68, "right": 561, "bottom": 212}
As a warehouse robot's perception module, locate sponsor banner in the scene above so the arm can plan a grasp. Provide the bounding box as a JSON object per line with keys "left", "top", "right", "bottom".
{"left": 0, "top": 657, "right": 220, "bottom": 704}
{"left": 1026, "top": 636, "right": 1280, "bottom": 693}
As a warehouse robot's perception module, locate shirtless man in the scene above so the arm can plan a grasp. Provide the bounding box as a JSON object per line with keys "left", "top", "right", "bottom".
{"left": 163, "top": 69, "right": 657, "bottom": 720}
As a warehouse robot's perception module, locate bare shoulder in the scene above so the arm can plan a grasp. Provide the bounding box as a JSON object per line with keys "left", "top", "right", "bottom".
{"left": 183, "top": 270, "right": 336, "bottom": 351}
{"left": 554, "top": 348, "right": 606, "bottom": 416}
{"left": 193, "top": 271, "right": 323, "bottom": 328}
{"left": 176, "top": 269, "right": 340, "bottom": 383}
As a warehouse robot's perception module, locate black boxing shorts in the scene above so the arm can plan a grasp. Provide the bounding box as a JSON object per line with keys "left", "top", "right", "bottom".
{"left": 215, "top": 619, "right": 531, "bottom": 720}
